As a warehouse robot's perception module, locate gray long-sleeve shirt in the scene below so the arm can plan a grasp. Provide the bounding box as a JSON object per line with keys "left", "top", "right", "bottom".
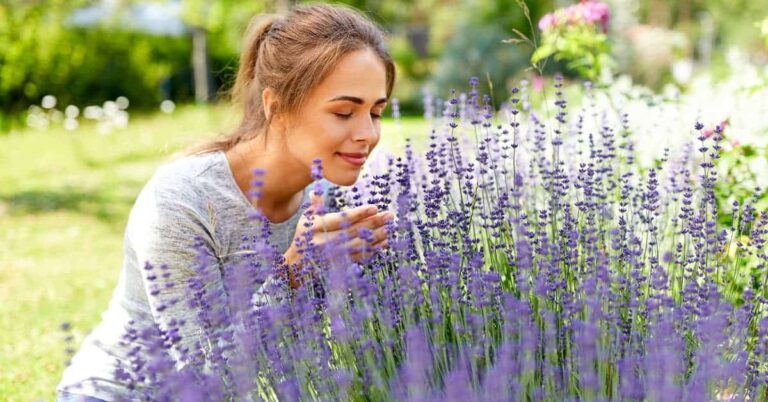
{"left": 57, "top": 150, "right": 323, "bottom": 399}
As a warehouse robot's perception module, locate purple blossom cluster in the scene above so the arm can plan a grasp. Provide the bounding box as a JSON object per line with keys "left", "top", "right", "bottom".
{"left": 99, "top": 76, "right": 767, "bottom": 401}
{"left": 538, "top": 0, "right": 610, "bottom": 33}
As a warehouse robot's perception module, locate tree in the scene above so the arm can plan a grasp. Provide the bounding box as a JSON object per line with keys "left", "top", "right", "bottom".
{"left": 175, "top": 0, "right": 269, "bottom": 103}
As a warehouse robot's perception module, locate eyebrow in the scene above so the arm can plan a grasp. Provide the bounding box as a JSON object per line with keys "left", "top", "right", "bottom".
{"left": 328, "top": 95, "right": 387, "bottom": 105}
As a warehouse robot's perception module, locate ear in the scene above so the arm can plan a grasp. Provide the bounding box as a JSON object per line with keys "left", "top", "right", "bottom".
{"left": 262, "top": 87, "right": 286, "bottom": 130}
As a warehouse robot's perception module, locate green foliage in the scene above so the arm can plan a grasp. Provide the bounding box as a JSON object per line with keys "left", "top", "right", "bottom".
{"left": 58, "top": 29, "right": 189, "bottom": 107}
{"left": 432, "top": 21, "right": 530, "bottom": 105}
{"left": 0, "top": 1, "right": 84, "bottom": 110}
{"left": 761, "top": 16, "right": 768, "bottom": 49}
{"left": 531, "top": 24, "right": 612, "bottom": 81}
{"left": 0, "top": 0, "right": 270, "bottom": 123}
{"left": 716, "top": 142, "right": 768, "bottom": 226}
{"left": 431, "top": 0, "right": 552, "bottom": 107}
{"left": 177, "top": 0, "right": 266, "bottom": 56}
{"left": 0, "top": 1, "right": 192, "bottom": 116}
{"left": 0, "top": 0, "right": 555, "bottom": 121}
{"left": 695, "top": 0, "right": 768, "bottom": 50}
{"left": 329, "top": 0, "right": 446, "bottom": 113}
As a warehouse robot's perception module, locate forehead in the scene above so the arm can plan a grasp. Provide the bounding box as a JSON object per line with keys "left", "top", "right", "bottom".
{"left": 309, "top": 48, "right": 388, "bottom": 102}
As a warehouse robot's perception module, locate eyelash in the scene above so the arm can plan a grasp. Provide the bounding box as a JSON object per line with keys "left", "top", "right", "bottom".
{"left": 334, "top": 113, "right": 382, "bottom": 120}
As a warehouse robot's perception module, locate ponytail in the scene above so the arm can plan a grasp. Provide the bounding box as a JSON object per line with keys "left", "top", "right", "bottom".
{"left": 186, "top": 15, "right": 280, "bottom": 156}
{"left": 232, "top": 15, "right": 279, "bottom": 107}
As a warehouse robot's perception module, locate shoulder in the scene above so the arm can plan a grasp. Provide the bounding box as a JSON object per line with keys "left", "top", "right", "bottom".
{"left": 133, "top": 151, "right": 233, "bottom": 218}
{"left": 127, "top": 152, "right": 224, "bottom": 235}
{"left": 148, "top": 152, "right": 222, "bottom": 198}
{"left": 123, "top": 153, "right": 235, "bottom": 280}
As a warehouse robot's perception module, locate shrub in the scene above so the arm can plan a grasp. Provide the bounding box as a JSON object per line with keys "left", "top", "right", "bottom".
{"left": 531, "top": 0, "right": 613, "bottom": 81}
{"left": 0, "top": 5, "right": 191, "bottom": 115}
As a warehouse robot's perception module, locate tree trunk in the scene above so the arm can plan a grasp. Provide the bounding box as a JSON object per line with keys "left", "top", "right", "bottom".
{"left": 192, "top": 25, "right": 212, "bottom": 104}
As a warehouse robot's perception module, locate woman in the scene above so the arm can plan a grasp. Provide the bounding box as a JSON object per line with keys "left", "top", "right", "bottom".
{"left": 57, "top": 4, "right": 396, "bottom": 400}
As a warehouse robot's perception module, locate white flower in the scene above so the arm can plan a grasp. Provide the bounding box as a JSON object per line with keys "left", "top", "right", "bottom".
{"left": 160, "top": 99, "right": 176, "bottom": 114}
{"left": 103, "top": 100, "right": 118, "bottom": 115}
{"left": 671, "top": 58, "right": 693, "bottom": 84}
{"left": 42, "top": 95, "right": 57, "bottom": 109}
{"left": 84, "top": 106, "right": 103, "bottom": 120}
{"left": 65, "top": 105, "right": 80, "bottom": 119}
{"left": 116, "top": 96, "right": 130, "bottom": 110}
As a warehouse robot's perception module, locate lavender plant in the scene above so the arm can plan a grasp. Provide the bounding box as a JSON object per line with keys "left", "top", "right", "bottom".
{"left": 81, "top": 76, "right": 767, "bottom": 401}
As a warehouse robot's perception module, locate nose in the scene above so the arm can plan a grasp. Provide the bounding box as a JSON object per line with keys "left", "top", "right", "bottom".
{"left": 352, "top": 114, "right": 379, "bottom": 145}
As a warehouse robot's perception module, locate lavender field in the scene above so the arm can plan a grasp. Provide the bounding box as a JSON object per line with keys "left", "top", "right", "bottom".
{"left": 3, "top": 75, "right": 767, "bottom": 401}
{"left": 76, "top": 73, "right": 768, "bottom": 400}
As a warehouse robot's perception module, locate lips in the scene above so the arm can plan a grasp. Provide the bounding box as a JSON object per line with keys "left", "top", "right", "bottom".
{"left": 336, "top": 152, "right": 368, "bottom": 167}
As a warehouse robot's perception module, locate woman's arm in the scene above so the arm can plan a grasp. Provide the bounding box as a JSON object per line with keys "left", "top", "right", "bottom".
{"left": 125, "top": 175, "right": 235, "bottom": 377}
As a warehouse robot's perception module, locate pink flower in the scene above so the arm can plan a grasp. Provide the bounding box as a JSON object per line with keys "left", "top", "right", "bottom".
{"left": 538, "top": 13, "right": 557, "bottom": 32}
{"left": 703, "top": 119, "right": 729, "bottom": 139}
{"left": 578, "top": 0, "right": 610, "bottom": 32}
{"left": 537, "top": 0, "right": 610, "bottom": 33}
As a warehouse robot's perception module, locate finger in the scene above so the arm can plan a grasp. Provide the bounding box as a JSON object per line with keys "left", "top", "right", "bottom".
{"left": 371, "top": 238, "right": 389, "bottom": 250}
{"left": 349, "top": 238, "right": 389, "bottom": 262}
{"left": 369, "top": 225, "right": 389, "bottom": 244}
{"left": 368, "top": 235, "right": 389, "bottom": 251}
{"left": 318, "top": 204, "right": 379, "bottom": 232}
{"left": 342, "top": 226, "right": 389, "bottom": 252}
{"left": 345, "top": 211, "right": 395, "bottom": 237}
{"left": 307, "top": 226, "right": 358, "bottom": 248}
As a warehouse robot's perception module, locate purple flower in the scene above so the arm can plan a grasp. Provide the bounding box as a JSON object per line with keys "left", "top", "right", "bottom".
{"left": 69, "top": 71, "right": 768, "bottom": 401}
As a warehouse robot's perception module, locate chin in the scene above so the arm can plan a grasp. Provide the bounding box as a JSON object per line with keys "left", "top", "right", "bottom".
{"left": 325, "top": 172, "right": 360, "bottom": 187}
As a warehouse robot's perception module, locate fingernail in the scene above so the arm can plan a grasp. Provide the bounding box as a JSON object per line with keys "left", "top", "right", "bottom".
{"left": 367, "top": 206, "right": 377, "bottom": 214}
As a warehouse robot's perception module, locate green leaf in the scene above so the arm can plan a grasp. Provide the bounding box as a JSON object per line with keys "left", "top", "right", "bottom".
{"left": 511, "top": 28, "right": 531, "bottom": 42}
{"left": 531, "top": 44, "right": 555, "bottom": 65}
{"left": 502, "top": 38, "right": 527, "bottom": 45}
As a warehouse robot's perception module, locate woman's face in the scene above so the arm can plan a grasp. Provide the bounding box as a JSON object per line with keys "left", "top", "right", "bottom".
{"left": 281, "top": 48, "right": 388, "bottom": 186}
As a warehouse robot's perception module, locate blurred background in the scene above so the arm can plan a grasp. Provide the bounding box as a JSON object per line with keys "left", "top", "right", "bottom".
{"left": 2, "top": 0, "right": 768, "bottom": 400}
{"left": 2, "top": 0, "right": 767, "bottom": 126}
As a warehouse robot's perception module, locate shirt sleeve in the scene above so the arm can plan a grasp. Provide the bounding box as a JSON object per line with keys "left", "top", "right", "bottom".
{"left": 125, "top": 172, "right": 234, "bottom": 376}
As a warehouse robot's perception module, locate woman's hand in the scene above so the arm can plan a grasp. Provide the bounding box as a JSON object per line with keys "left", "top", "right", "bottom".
{"left": 282, "top": 192, "right": 394, "bottom": 288}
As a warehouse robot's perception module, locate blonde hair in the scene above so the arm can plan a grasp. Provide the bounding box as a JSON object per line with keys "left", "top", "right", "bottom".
{"left": 187, "top": 3, "right": 396, "bottom": 154}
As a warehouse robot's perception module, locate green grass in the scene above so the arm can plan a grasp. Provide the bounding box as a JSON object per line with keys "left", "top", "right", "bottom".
{"left": 0, "top": 106, "right": 429, "bottom": 401}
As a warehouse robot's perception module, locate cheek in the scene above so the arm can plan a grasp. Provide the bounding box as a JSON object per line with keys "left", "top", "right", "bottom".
{"left": 293, "top": 119, "right": 336, "bottom": 144}
{"left": 316, "top": 121, "right": 350, "bottom": 148}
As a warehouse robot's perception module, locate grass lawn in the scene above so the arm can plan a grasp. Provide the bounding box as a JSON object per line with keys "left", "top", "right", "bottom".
{"left": 0, "top": 105, "right": 430, "bottom": 401}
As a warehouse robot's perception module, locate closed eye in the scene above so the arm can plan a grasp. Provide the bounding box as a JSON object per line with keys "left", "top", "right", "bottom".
{"left": 334, "top": 112, "right": 382, "bottom": 120}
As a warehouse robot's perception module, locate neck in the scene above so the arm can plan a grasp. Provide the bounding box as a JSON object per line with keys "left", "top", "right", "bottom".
{"left": 225, "top": 134, "right": 312, "bottom": 222}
